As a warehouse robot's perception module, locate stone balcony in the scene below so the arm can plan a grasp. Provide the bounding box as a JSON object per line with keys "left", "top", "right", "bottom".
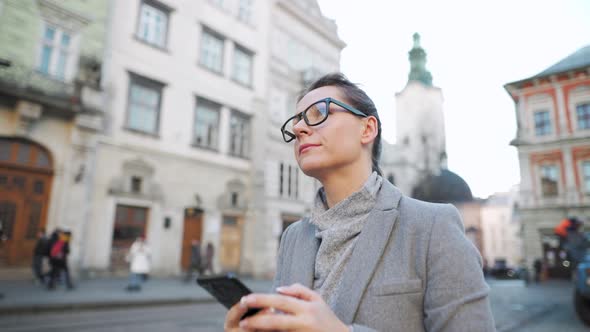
{"left": 0, "top": 56, "right": 105, "bottom": 131}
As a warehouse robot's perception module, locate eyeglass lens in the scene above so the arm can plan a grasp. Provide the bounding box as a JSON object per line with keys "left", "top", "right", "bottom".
{"left": 283, "top": 100, "right": 328, "bottom": 140}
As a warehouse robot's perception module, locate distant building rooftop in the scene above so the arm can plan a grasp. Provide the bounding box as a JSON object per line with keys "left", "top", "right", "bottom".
{"left": 411, "top": 169, "right": 473, "bottom": 203}
{"left": 534, "top": 45, "right": 590, "bottom": 78}
{"left": 505, "top": 44, "right": 590, "bottom": 89}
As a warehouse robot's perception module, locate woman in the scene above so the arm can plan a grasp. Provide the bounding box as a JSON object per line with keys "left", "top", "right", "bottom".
{"left": 225, "top": 73, "right": 495, "bottom": 331}
{"left": 126, "top": 236, "right": 151, "bottom": 291}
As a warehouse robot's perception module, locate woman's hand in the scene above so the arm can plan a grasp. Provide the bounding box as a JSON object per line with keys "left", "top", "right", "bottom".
{"left": 237, "top": 283, "right": 349, "bottom": 332}
{"left": 224, "top": 298, "right": 250, "bottom": 332}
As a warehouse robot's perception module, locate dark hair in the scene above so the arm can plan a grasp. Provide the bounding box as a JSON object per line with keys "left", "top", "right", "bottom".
{"left": 298, "top": 73, "right": 382, "bottom": 175}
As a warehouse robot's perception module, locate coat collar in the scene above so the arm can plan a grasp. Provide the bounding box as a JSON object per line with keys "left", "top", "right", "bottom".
{"left": 287, "top": 181, "right": 403, "bottom": 322}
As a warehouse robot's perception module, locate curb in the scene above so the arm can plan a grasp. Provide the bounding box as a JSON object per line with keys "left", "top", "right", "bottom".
{"left": 0, "top": 297, "right": 217, "bottom": 316}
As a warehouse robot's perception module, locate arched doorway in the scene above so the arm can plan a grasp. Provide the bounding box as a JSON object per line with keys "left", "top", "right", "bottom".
{"left": 0, "top": 137, "right": 53, "bottom": 266}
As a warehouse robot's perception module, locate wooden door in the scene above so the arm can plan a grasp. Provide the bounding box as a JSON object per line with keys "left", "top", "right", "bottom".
{"left": 0, "top": 138, "right": 52, "bottom": 266}
{"left": 181, "top": 207, "right": 203, "bottom": 270}
{"left": 111, "top": 204, "right": 149, "bottom": 270}
{"left": 219, "top": 215, "right": 243, "bottom": 272}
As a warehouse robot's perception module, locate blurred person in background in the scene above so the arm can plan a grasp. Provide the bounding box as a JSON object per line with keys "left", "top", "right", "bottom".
{"left": 32, "top": 228, "right": 49, "bottom": 285}
{"left": 47, "top": 230, "right": 74, "bottom": 290}
{"left": 184, "top": 239, "right": 202, "bottom": 282}
{"left": 203, "top": 242, "right": 215, "bottom": 275}
{"left": 126, "top": 236, "right": 151, "bottom": 292}
{"left": 225, "top": 73, "right": 494, "bottom": 331}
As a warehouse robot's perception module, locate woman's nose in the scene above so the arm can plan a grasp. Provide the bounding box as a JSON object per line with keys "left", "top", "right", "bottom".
{"left": 293, "top": 118, "right": 311, "bottom": 137}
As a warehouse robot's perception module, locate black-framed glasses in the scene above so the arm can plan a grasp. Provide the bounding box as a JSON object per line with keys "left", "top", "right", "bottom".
{"left": 280, "top": 97, "right": 367, "bottom": 143}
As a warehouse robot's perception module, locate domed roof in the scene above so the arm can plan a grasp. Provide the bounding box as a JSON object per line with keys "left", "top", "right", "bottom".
{"left": 411, "top": 169, "right": 473, "bottom": 203}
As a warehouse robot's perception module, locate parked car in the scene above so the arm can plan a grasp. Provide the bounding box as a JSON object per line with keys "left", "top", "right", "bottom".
{"left": 489, "top": 259, "right": 520, "bottom": 280}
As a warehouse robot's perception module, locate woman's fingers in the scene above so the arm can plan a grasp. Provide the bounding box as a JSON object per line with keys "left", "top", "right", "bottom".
{"left": 240, "top": 311, "right": 299, "bottom": 331}
{"left": 224, "top": 300, "right": 249, "bottom": 331}
{"left": 276, "top": 283, "right": 321, "bottom": 302}
{"left": 242, "top": 293, "right": 304, "bottom": 315}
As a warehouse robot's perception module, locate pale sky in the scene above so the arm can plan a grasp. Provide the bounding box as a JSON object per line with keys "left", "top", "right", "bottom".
{"left": 316, "top": 0, "right": 590, "bottom": 198}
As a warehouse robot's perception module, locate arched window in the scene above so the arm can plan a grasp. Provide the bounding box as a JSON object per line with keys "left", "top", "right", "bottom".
{"left": 0, "top": 137, "right": 53, "bottom": 171}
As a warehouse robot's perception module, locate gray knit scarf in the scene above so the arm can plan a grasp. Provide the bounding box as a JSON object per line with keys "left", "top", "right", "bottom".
{"left": 310, "top": 171, "right": 383, "bottom": 308}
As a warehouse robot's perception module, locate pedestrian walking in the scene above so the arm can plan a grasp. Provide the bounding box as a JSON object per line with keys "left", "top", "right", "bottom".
{"left": 224, "top": 73, "right": 495, "bottom": 331}
{"left": 203, "top": 242, "right": 215, "bottom": 275}
{"left": 533, "top": 258, "right": 543, "bottom": 283}
{"left": 32, "top": 228, "right": 49, "bottom": 285}
{"left": 184, "top": 239, "right": 202, "bottom": 282}
{"left": 126, "top": 236, "right": 151, "bottom": 291}
{"left": 47, "top": 230, "right": 74, "bottom": 290}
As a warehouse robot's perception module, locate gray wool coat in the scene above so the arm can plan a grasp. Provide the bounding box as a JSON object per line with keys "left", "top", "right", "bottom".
{"left": 272, "top": 180, "right": 496, "bottom": 332}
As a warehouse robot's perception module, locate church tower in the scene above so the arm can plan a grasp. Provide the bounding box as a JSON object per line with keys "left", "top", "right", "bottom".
{"left": 395, "top": 33, "right": 447, "bottom": 175}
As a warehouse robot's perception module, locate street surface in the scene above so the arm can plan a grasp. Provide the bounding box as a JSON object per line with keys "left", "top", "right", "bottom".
{"left": 0, "top": 279, "right": 587, "bottom": 331}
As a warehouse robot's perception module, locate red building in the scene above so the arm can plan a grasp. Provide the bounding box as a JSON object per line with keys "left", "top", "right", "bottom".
{"left": 505, "top": 45, "right": 590, "bottom": 278}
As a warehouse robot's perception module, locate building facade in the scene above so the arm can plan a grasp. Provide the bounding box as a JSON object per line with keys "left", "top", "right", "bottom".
{"left": 481, "top": 187, "right": 522, "bottom": 268}
{"left": 0, "top": 0, "right": 344, "bottom": 278}
{"left": 259, "top": 0, "right": 344, "bottom": 277}
{"left": 505, "top": 45, "right": 590, "bottom": 278}
{"left": 0, "top": 0, "right": 108, "bottom": 267}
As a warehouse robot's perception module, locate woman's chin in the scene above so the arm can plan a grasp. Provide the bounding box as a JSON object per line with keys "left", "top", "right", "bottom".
{"left": 298, "top": 161, "right": 327, "bottom": 178}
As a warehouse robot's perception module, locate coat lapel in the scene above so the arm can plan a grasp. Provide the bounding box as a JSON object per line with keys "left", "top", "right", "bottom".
{"left": 331, "top": 183, "right": 401, "bottom": 324}
{"left": 286, "top": 218, "right": 320, "bottom": 288}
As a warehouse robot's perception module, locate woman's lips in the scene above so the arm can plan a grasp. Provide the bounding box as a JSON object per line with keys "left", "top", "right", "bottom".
{"left": 299, "top": 144, "right": 320, "bottom": 154}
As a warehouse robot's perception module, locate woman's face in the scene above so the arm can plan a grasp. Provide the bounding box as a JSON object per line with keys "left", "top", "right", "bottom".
{"left": 293, "top": 86, "right": 367, "bottom": 178}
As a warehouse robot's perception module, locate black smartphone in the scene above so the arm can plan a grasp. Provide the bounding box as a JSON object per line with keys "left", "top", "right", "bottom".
{"left": 196, "top": 273, "right": 261, "bottom": 319}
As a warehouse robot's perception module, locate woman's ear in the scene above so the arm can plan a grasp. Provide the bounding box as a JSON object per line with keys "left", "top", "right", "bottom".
{"left": 360, "top": 116, "right": 378, "bottom": 145}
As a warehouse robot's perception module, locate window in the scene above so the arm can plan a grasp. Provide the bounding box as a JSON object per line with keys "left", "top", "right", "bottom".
{"left": 136, "top": 1, "right": 169, "bottom": 48}
{"left": 126, "top": 74, "right": 164, "bottom": 134}
{"left": 540, "top": 165, "right": 558, "bottom": 197}
{"left": 229, "top": 111, "right": 250, "bottom": 158}
{"left": 223, "top": 216, "right": 237, "bottom": 226}
{"left": 113, "top": 205, "right": 148, "bottom": 244}
{"left": 534, "top": 110, "right": 552, "bottom": 136}
{"left": 278, "top": 162, "right": 299, "bottom": 199}
{"left": 583, "top": 161, "right": 590, "bottom": 193}
{"left": 200, "top": 29, "right": 224, "bottom": 73}
{"left": 193, "top": 98, "right": 221, "bottom": 149}
{"left": 231, "top": 192, "right": 238, "bottom": 207}
{"left": 131, "top": 176, "right": 142, "bottom": 193}
{"left": 238, "top": 0, "right": 253, "bottom": 23}
{"left": 38, "top": 24, "right": 73, "bottom": 80}
{"left": 577, "top": 103, "right": 590, "bottom": 130}
{"left": 0, "top": 138, "right": 52, "bottom": 169}
{"left": 232, "top": 45, "right": 253, "bottom": 86}
{"left": 279, "top": 162, "right": 284, "bottom": 196}
{"left": 210, "top": 0, "right": 224, "bottom": 8}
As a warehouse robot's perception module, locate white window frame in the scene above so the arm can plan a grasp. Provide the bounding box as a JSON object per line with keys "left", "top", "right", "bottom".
{"left": 193, "top": 97, "right": 221, "bottom": 150}
{"left": 533, "top": 110, "right": 552, "bottom": 136}
{"left": 237, "top": 0, "right": 253, "bottom": 23}
{"left": 229, "top": 110, "right": 250, "bottom": 158}
{"left": 232, "top": 44, "right": 253, "bottom": 87}
{"left": 136, "top": 0, "right": 170, "bottom": 48}
{"left": 582, "top": 160, "right": 590, "bottom": 194}
{"left": 126, "top": 73, "right": 164, "bottom": 135}
{"left": 37, "top": 22, "right": 77, "bottom": 81}
{"left": 278, "top": 162, "right": 299, "bottom": 199}
{"left": 199, "top": 28, "right": 224, "bottom": 74}
{"left": 539, "top": 164, "right": 560, "bottom": 197}
{"left": 576, "top": 103, "right": 590, "bottom": 130}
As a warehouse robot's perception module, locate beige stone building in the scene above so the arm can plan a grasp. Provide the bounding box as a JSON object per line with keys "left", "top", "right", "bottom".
{"left": 0, "top": 0, "right": 108, "bottom": 269}
{"left": 0, "top": 0, "right": 344, "bottom": 278}
{"left": 505, "top": 45, "right": 590, "bottom": 278}
{"left": 481, "top": 187, "right": 523, "bottom": 268}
